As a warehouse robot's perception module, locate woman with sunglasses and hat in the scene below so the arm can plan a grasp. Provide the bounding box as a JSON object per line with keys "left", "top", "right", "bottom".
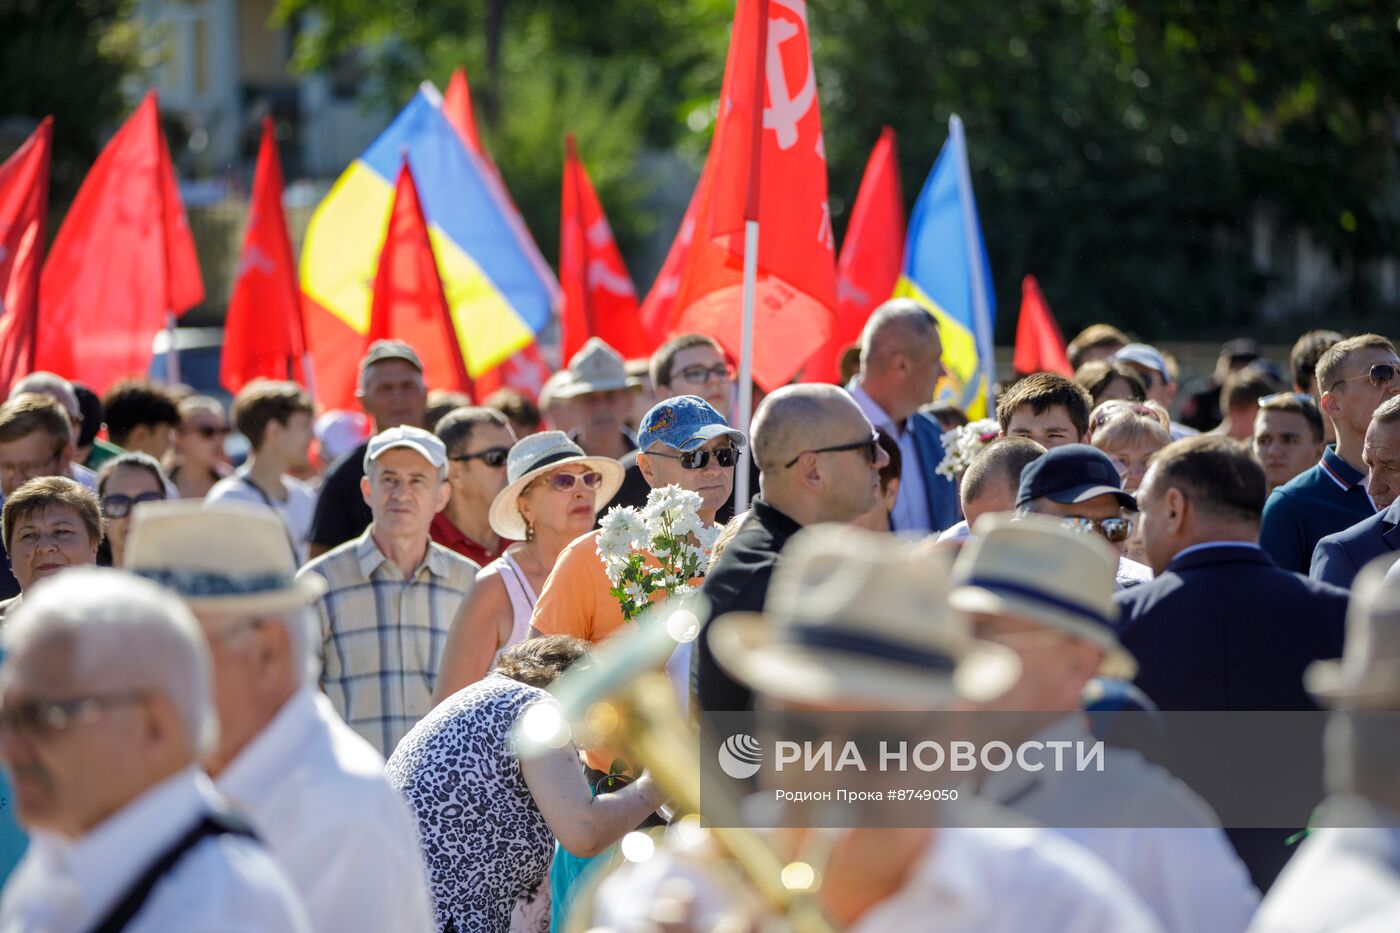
{"left": 96, "top": 452, "right": 169, "bottom": 567}
{"left": 434, "top": 431, "right": 624, "bottom": 701}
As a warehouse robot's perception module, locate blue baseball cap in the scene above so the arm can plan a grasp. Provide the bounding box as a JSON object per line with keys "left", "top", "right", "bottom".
{"left": 1016, "top": 444, "right": 1137, "bottom": 510}
{"left": 638, "top": 395, "right": 746, "bottom": 452}
{"left": 1113, "top": 343, "right": 1170, "bottom": 383}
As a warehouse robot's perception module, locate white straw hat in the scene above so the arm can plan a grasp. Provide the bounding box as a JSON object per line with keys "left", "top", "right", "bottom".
{"left": 949, "top": 512, "right": 1136, "bottom": 680}
{"left": 487, "top": 431, "right": 624, "bottom": 540}
{"left": 126, "top": 500, "right": 326, "bottom": 614}
{"left": 552, "top": 337, "right": 638, "bottom": 398}
{"left": 710, "top": 524, "right": 1020, "bottom": 708}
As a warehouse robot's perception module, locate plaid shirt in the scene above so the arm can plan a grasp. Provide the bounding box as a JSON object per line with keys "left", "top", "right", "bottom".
{"left": 298, "top": 526, "right": 478, "bottom": 756}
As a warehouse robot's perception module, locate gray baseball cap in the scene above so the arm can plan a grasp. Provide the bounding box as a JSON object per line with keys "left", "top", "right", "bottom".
{"left": 364, "top": 425, "right": 448, "bottom": 478}
{"left": 359, "top": 340, "right": 424, "bottom": 376}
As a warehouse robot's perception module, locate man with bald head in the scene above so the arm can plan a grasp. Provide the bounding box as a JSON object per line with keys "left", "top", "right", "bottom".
{"left": 693, "top": 383, "right": 889, "bottom": 712}
{"left": 0, "top": 567, "right": 310, "bottom": 930}
{"left": 847, "top": 298, "right": 959, "bottom": 532}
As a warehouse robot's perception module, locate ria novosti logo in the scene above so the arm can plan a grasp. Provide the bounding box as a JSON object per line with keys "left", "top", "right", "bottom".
{"left": 717, "top": 733, "right": 763, "bottom": 779}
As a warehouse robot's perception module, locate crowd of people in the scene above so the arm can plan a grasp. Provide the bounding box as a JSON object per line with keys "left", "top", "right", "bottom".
{"left": 0, "top": 307, "right": 1397, "bottom": 932}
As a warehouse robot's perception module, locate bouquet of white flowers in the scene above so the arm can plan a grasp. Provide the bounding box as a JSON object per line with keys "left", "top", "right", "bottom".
{"left": 596, "top": 484, "right": 721, "bottom": 622}
{"left": 934, "top": 418, "right": 1002, "bottom": 480}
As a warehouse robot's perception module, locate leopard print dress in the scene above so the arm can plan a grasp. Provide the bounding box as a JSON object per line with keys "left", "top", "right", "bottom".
{"left": 386, "top": 672, "right": 554, "bottom": 933}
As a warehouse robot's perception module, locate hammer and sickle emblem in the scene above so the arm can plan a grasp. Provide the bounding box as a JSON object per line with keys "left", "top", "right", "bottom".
{"left": 761, "top": 0, "right": 815, "bottom": 151}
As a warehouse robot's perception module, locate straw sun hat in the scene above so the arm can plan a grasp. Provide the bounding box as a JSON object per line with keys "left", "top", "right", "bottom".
{"left": 487, "top": 431, "right": 625, "bottom": 541}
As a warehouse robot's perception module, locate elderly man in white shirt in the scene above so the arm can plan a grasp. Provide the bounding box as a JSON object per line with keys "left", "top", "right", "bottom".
{"left": 950, "top": 514, "right": 1259, "bottom": 933}
{"left": 1251, "top": 558, "right": 1400, "bottom": 932}
{"left": 126, "top": 501, "right": 434, "bottom": 933}
{"left": 572, "top": 525, "right": 1163, "bottom": 932}
{"left": 0, "top": 567, "right": 309, "bottom": 932}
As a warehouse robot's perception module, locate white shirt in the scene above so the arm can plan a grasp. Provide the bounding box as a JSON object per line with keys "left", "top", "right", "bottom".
{"left": 1249, "top": 796, "right": 1400, "bottom": 933}
{"left": 214, "top": 688, "right": 435, "bottom": 933}
{"left": 937, "top": 519, "right": 971, "bottom": 543}
{"left": 592, "top": 805, "right": 1163, "bottom": 932}
{"left": 205, "top": 472, "right": 317, "bottom": 566}
{"left": 0, "top": 767, "right": 310, "bottom": 933}
{"left": 848, "top": 381, "right": 934, "bottom": 533}
{"left": 980, "top": 715, "right": 1258, "bottom": 933}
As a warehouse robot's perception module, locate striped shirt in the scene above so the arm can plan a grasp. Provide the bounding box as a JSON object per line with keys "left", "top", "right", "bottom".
{"left": 298, "top": 527, "right": 478, "bottom": 756}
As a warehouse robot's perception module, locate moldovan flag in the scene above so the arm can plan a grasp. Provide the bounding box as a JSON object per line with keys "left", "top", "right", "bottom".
{"left": 1013, "top": 274, "right": 1072, "bottom": 377}
{"left": 803, "top": 126, "right": 904, "bottom": 384}
{"left": 221, "top": 116, "right": 306, "bottom": 394}
{"left": 559, "top": 134, "right": 648, "bottom": 363}
{"left": 0, "top": 118, "right": 52, "bottom": 394}
{"left": 38, "top": 92, "right": 204, "bottom": 393}
{"left": 300, "top": 83, "right": 557, "bottom": 409}
{"left": 659, "top": 0, "right": 837, "bottom": 390}
{"left": 368, "top": 161, "right": 471, "bottom": 397}
{"left": 894, "top": 117, "right": 996, "bottom": 416}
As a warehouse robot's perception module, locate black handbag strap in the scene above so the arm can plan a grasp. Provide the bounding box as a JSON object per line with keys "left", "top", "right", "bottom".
{"left": 85, "top": 807, "right": 258, "bottom": 933}
{"left": 238, "top": 470, "right": 302, "bottom": 561}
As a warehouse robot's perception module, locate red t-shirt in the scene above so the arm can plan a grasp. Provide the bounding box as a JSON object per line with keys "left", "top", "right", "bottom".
{"left": 429, "top": 512, "right": 509, "bottom": 568}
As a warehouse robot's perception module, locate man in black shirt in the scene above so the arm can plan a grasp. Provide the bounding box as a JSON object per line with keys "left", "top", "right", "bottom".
{"left": 306, "top": 340, "right": 428, "bottom": 560}
{"left": 692, "top": 383, "right": 889, "bottom": 712}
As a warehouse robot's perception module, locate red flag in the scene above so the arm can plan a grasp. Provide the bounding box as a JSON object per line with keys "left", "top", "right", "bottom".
{"left": 638, "top": 168, "right": 703, "bottom": 344}
{"left": 443, "top": 67, "right": 489, "bottom": 165}
{"left": 559, "top": 135, "right": 648, "bottom": 363}
{"left": 804, "top": 127, "right": 904, "bottom": 383}
{"left": 0, "top": 118, "right": 52, "bottom": 394}
{"left": 472, "top": 341, "right": 552, "bottom": 403}
{"left": 37, "top": 92, "right": 204, "bottom": 393}
{"left": 663, "top": 0, "right": 837, "bottom": 390}
{"left": 1013, "top": 274, "right": 1073, "bottom": 377}
{"left": 221, "top": 117, "right": 306, "bottom": 395}
{"left": 368, "top": 161, "right": 472, "bottom": 397}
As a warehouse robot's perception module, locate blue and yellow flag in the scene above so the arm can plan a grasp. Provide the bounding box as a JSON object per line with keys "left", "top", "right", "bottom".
{"left": 893, "top": 116, "right": 996, "bottom": 417}
{"left": 300, "top": 83, "right": 557, "bottom": 407}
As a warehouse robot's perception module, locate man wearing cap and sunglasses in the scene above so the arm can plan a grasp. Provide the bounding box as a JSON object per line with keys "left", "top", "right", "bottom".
{"left": 1014, "top": 444, "right": 1154, "bottom": 589}
{"left": 298, "top": 425, "right": 478, "bottom": 757}
{"left": 432, "top": 407, "right": 518, "bottom": 567}
{"left": 1261, "top": 334, "right": 1400, "bottom": 573}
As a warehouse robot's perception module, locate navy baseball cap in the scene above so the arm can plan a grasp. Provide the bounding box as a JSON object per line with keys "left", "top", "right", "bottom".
{"left": 1016, "top": 444, "right": 1137, "bottom": 510}
{"left": 639, "top": 395, "right": 746, "bottom": 452}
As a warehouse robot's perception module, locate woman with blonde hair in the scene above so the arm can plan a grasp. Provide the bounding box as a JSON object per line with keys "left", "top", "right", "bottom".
{"left": 165, "top": 395, "right": 232, "bottom": 498}
{"left": 1089, "top": 401, "right": 1172, "bottom": 565}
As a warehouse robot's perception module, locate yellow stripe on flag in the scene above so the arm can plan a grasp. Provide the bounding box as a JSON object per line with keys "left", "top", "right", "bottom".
{"left": 893, "top": 275, "right": 987, "bottom": 418}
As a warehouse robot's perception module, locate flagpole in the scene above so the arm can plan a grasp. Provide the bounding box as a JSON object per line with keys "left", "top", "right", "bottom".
{"left": 165, "top": 311, "right": 181, "bottom": 386}
{"left": 949, "top": 114, "right": 995, "bottom": 412}
{"left": 735, "top": 0, "right": 769, "bottom": 514}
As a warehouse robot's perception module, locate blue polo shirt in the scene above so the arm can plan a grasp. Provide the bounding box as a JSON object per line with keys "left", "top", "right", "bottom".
{"left": 1260, "top": 446, "right": 1375, "bottom": 574}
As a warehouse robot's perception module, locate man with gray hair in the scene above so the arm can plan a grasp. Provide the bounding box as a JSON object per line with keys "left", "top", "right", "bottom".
{"left": 693, "top": 383, "right": 889, "bottom": 712}
{"left": 127, "top": 501, "right": 435, "bottom": 932}
{"left": 0, "top": 567, "right": 310, "bottom": 931}
{"left": 847, "top": 298, "right": 959, "bottom": 533}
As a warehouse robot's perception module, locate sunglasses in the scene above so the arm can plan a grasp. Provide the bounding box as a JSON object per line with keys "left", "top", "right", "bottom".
{"left": 1058, "top": 515, "right": 1135, "bottom": 544}
{"left": 100, "top": 491, "right": 164, "bottom": 519}
{"left": 1331, "top": 363, "right": 1398, "bottom": 391}
{"left": 451, "top": 446, "right": 510, "bottom": 468}
{"left": 0, "top": 689, "right": 148, "bottom": 738}
{"left": 784, "top": 433, "right": 881, "bottom": 470}
{"left": 535, "top": 471, "right": 604, "bottom": 492}
{"left": 646, "top": 446, "right": 740, "bottom": 470}
{"left": 676, "top": 364, "right": 734, "bottom": 386}
{"left": 188, "top": 425, "right": 230, "bottom": 440}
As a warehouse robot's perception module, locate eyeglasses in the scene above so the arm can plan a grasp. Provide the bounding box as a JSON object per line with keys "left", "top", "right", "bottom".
{"left": 783, "top": 433, "right": 881, "bottom": 470}
{"left": 1090, "top": 401, "right": 1169, "bottom": 431}
{"left": 675, "top": 364, "right": 734, "bottom": 386}
{"left": 1057, "top": 515, "right": 1135, "bottom": 544}
{"left": 100, "top": 491, "right": 164, "bottom": 519}
{"left": 535, "top": 471, "right": 604, "bottom": 492}
{"left": 1259, "top": 392, "right": 1319, "bottom": 408}
{"left": 0, "top": 689, "right": 148, "bottom": 738}
{"left": 1330, "top": 363, "right": 1398, "bottom": 391}
{"left": 187, "top": 425, "right": 230, "bottom": 440}
{"left": 0, "top": 450, "right": 62, "bottom": 480}
{"left": 645, "top": 447, "right": 740, "bottom": 470}
{"left": 451, "top": 446, "right": 510, "bottom": 468}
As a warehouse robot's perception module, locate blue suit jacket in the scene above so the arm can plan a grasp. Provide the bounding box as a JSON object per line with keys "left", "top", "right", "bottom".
{"left": 908, "top": 411, "right": 961, "bottom": 533}
{"left": 1113, "top": 544, "right": 1348, "bottom": 711}
{"left": 1311, "top": 500, "right": 1400, "bottom": 589}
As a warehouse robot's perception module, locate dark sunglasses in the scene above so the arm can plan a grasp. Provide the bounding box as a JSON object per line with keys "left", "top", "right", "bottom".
{"left": 676, "top": 364, "right": 734, "bottom": 386}
{"left": 100, "top": 491, "right": 164, "bottom": 519}
{"left": 783, "top": 433, "right": 881, "bottom": 470}
{"left": 1332, "top": 363, "right": 1398, "bottom": 390}
{"left": 536, "top": 471, "right": 604, "bottom": 492}
{"left": 1059, "top": 515, "right": 1135, "bottom": 544}
{"left": 646, "top": 446, "right": 740, "bottom": 470}
{"left": 451, "top": 446, "right": 510, "bottom": 468}
{"left": 189, "top": 425, "right": 230, "bottom": 440}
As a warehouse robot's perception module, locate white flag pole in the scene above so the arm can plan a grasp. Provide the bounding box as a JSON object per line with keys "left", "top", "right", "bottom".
{"left": 164, "top": 311, "right": 181, "bottom": 386}
{"left": 949, "top": 114, "right": 995, "bottom": 410}
{"left": 735, "top": 220, "right": 759, "bottom": 512}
